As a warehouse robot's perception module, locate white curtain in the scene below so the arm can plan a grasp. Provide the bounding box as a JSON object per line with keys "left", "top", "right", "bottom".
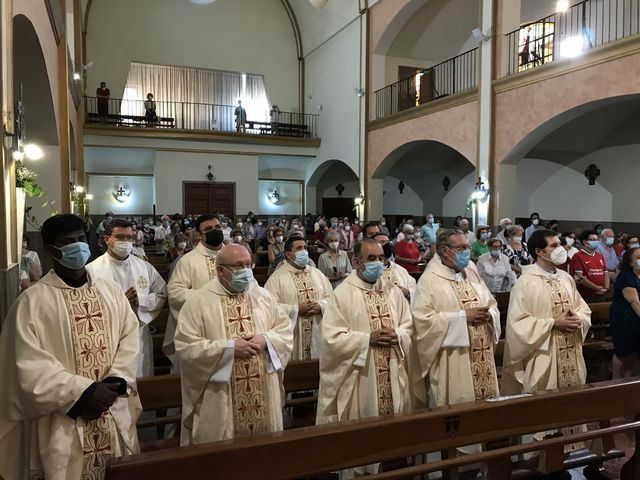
{"left": 121, "top": 62, "right": 270, "bottom": 130}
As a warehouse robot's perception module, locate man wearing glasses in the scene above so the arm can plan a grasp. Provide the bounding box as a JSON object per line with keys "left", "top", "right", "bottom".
{"left": 87, "top": 218, "right": 167, "bottom": 377}
{"left": 412, "top": 229, "right": 501, "bottom": 420}
{"left": 175, "top": 244, "right": 293, "bottom": 445}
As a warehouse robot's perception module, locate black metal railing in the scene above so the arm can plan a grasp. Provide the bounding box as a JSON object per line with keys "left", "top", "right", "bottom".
{"left": 374, "top": 48, "right": 478, "bottom": 120}
{"left": 84, "top": 96, "right": 319, "bottom": 139}
{"left": 507, "top": 0, "right": 640, "bottom": 75}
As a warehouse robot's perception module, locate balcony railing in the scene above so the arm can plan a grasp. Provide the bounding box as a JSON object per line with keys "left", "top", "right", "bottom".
{"left": 374, "top": 48, "right": 478, "bottom": 120}
{"left": 84, "top": 96, "right": 319, "bottom": 139}
{"left": 506, "top": 0, "right": 640, "bottom": 76}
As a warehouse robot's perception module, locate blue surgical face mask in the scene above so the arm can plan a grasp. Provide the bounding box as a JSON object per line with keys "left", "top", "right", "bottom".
{"left": 605, "top": 237, "right": 615, "bottom": 246}
{"left": 481, "top": 232, "right": 490, "bottom": 241}
{"left": 229, "top": 268, "right": 254, "bottom": 293}
{"left": 452, "top": 248, "right": 471, "bottom": 271}
{"left": 587, "top": 240, "right": 600, "bottom": 250}
{"left": 293, "top": 249, "right": 309, "bottom": 268}
{"left": 361, "top": 261, "right": 384, "bottom": 283}
{"left": 490, "top": 250, "right": 501, "bottom": 258}
{"left": 53, "top": 242, "right": 91, "bottom": 270}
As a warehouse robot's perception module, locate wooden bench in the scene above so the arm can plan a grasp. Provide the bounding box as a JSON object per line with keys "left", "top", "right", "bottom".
{"left": 109, "top": 378, "right": 640, "bottom": 480}
{"left": 87, "top": 112, "right": 176, "bottom": 128}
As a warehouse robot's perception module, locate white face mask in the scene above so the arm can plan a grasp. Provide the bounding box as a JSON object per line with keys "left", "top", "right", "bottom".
{"left": 234, "top": 236, "right": 243, "bottom": 243}
{"left": 532, "top": 219, "right": 540, "bottom": 226}
{"left": 328, "top": 241, "right": 339, "bottom": 250}
{"left": 276, "top": 236, "right": 283, "bottom": 243}
{"left": 112, "top": 241, "right": 133, "bottom": 258}
{"left": 542, "top": 246, "right": 568, "bottom": 266}
{"left": 513, "top": 236, "right": 523, "bottom": 244}
{"left": 566, "top": 237, "right": 575, "bottom": 247}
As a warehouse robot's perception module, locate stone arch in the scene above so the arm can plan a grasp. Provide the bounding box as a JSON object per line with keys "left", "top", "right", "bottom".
{"left": 306, "top": 159, "right": 359, "bottom": 215}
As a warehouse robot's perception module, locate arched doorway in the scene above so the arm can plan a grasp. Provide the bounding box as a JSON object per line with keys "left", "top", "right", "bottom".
{"left": 497, "top": 94, "right": 640, "bottom": 232}
{"left": 370, "top": 140, "right": 475, "bottom": 225}
{"left": 306, "top": 160, "right": 359, "bottom": 218}
{"left": 13, "top": 14, "right": 59, "bottom": 230}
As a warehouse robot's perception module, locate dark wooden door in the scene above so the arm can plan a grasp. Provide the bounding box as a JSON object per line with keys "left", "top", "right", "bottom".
{"left": 183, "top": 182, "right": 235, "bottom": 217}
{"left": 398, "top": 66, "right": 419, "bottom": 112}
{"left": 322, "top": 197, "right": 356, "bottom": 219}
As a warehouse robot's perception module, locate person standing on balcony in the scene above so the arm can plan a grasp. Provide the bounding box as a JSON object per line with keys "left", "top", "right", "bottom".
{"left": 234, "top": 99, "right": 247, "bottom": 133}
{"left": 144, "top": 93, "right": 158, "bottom": 125}
{"left": 96, "top": 81, "right": 110, "bottom": 123}
{"left": 270, "top": 104, "right": 281, "bottom": 135}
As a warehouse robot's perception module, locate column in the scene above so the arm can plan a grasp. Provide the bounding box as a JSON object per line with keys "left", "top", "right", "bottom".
{"left": 58, "top": 0, "right": 71, "bottom": 213}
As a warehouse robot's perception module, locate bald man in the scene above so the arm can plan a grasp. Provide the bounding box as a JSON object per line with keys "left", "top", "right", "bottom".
{"left": 175, "top": 245, "right": 293, "bottom": 445}
{"left": 372, "top": 233, "right": 416, "bottom": 302}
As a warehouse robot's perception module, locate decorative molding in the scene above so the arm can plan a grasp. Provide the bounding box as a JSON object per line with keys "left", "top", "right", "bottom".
{"left": 367, "top": 89, "right": 479, "bottom": 132}
{"left": 84, "top": 125, "right": 321, "bottom": 148}
{"left": 494, "top": 33, "right": 640, "bottom": 94}
{"left": 83, "top": 143, "right": 318, "bottom": 158}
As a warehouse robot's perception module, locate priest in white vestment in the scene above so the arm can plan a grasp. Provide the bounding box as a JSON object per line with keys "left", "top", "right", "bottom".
{"left": 412, "top": 229, "right": 501, "bottom": 409}
{"left": 502, "top": 229, "right": 591, "bottom": 394}
{"left": 372, "top": 233, "right": 417, "bottom": 302}
{"left": 264, "top": 235, "right": 332, "bottom": 360}
{"left": 175, "top": 245, "right": 293, "bottom": 445}
{"left": 317, "top": 240, "right": 413, "bottom": 477}
{"left": 87, "top": 218, "right": 167, "bottom": 377}
{"left": 0, "top": 214, "right": 141, "bottom": 480}
{"left": 502, "top": 229, "right": 591, "bottom": 455}
{"left": 165, "top": 214, "right": 225, "bottom": 369}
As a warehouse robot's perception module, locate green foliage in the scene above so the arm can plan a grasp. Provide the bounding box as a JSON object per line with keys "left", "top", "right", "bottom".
{"left": 15, "top": 161, "right": 45, "bottom": 198}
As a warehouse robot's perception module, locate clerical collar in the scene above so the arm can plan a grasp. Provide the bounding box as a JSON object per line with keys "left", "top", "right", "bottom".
{"left": 57, "top": 270, "right": 88, "bottom": 288}
{"left": 534, "top": 263, "right": 557, "bottom": 277}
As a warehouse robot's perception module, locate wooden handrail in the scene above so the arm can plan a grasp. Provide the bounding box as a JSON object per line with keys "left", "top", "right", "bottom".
{"left": 108, "top": 378, "right": 640, "bottom": 479}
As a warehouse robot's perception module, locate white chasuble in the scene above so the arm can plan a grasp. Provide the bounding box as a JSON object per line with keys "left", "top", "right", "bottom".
{"left": 382, "top": 261, "right": 417, "bottom": 304}
{"left": 0, "top": 271, "right": 141, "bottom": 480}
{"left": 264, "top": 263, "right": 333, "bottom": 361}
{"left": 175, "top": 278, "right": 293, "bottom": 445}
{"left": 87, "top": 253, "right": 167, "bottom": 377}
{"left": 165, "top": 242, "right": 221, "bottom": 370}
{"left": 412, "top": 255, "right": 501, "bottom": 408}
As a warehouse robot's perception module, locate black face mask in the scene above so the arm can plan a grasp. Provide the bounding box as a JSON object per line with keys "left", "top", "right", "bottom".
{"left": 205, "top": 228, "right": 224, "bottom": 247}
{"left": 382, "top": 243, "right": 393, "bottom": 259}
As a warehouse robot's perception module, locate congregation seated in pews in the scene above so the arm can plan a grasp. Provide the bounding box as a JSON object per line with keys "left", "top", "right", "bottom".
{"left": 3, "top": 212, "right": 639, "bottom": 480}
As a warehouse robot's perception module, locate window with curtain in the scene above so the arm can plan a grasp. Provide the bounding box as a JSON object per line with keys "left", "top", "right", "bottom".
{"left": 121, "top": 62, "right": 270, "bottom": 131}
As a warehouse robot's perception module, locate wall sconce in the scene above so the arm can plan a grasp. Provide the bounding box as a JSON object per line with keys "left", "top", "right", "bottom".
{"left": 470, "top": 177, "right": 489, "bottom": 202}
{"left": 442, "top": 176, "right": 451, "bottom": 192}
{"left": 335, "top": 184, "right": 345, "bottom": 196}
{"left": 584, "top": 164, "right": 600, "bottom": 185}
{"left": 206, "top": 164, "right": 216, "bottom": 182}
{"left": 113, "top": 186, "right": 130, "bottom": 203}
{"left": 398, "top": 181, "right": 405, "bottom": 194}
{"left": 268, "top": 189, "right": 280, "bottom": 204}
{"left": 86, "top": 194, "right": 94, "bottom": 200}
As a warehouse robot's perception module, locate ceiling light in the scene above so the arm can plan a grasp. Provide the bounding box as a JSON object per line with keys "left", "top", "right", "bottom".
{"left": 560, "top": 35, "right": 585, "bottom": 58}
{"left": 556, "top": 0, "right": 570, "bottom": 13}
{"left": 73, "top": 72, "right": 81, "bottom": 81}
{"left": 190, "top": 0, "right": 215, "bottom": 4}
{"left": 309, "top": 0, "right": 328, "bottom": 9}
{"left": 24, "top": 143, "right": 44, "bottom": 160}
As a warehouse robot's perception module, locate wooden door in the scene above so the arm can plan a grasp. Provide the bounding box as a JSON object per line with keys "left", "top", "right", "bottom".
{"left": 398, "top": 66, "right": 419, "bottom": 112}
{"left": 322, "top": 197, "right": 356, "bottom": 219}
{"left": 183, "top": 182, "right": 235, "bottom": 217}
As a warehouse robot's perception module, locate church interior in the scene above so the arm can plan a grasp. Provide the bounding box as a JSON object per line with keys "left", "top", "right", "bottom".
{"left": 2, "top": 0, "right": 640, "bottom": 478}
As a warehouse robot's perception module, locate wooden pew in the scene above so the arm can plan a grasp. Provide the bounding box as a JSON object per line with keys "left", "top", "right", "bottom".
{"left": 108, "top": 378, "right": 640, "bottom": 480}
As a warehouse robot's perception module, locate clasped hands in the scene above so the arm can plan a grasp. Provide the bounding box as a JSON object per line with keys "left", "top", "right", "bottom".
{"left": 554, "top": 310, "right": 583, "bottom": 333}
{"left": 370, "top": 328, "right": 398, "bottom": 347}
{"left": 299, "top": 300, "right": 321, "bottom": 317}
{"left": 234, "top": 334, "right": 267, "bottom": 359}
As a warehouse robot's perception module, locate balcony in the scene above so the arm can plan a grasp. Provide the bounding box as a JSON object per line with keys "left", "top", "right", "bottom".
{"left": 373, "top": 48, "right": 479, "bottom": 121}
{"left": 84, "top": 96, "right": 319, "bottom": 140}
{"left": 506, "top": 0, "right": 640, "bottom": 76}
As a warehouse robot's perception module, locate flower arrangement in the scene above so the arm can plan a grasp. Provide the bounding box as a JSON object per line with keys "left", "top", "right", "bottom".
{"left": 16, "top": 160, "right": 57, "bottom": 229}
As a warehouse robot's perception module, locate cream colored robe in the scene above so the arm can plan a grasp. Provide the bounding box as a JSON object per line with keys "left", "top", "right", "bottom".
{"left": 87, "top": 252, "right": 167, "bottom": 377}
{"left": 502, "top": 264, "right": 591, "bottom": 395}
{"left": 412, "top": 255, "right": 501, "bottom": 407}
{"left": 317, "top": 272, "right": 413, "bottom": 424}
{"left": 264, "top": 262, "right": 333, "bottom": 360}
{"left": 165, "top": 242, "right": 221, "bottom": 370}
{"left": 383, "top": 261, "right": 417, "bottom": 303}
{"left": 175, "top": 278, "right": 293, "bottom": 446}
{"left": 0, "top": 271, "right": 141, "bottom": 480}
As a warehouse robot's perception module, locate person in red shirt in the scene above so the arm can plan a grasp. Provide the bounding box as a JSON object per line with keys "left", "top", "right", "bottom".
{"left": 96, "top": 81, "right": 110, "bottom": 123}
{"left": 570, "top": 229, "right": 610, "bottom": 302}
{"left": 394, "top": 224, "right": 420, "bottom": 272}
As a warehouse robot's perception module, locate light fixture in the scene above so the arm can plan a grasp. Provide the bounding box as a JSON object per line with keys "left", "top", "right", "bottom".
{"left": 73, "top": 72, "right": 81, "bottom": 81}
{"left": 560, "top": 35, "right": 585, "bottom": 58}
{"left": 268, "top": 189, "right": 280, "bottom": 204}
{"left": 86, "top": 193, "right": 94, "bottom": 200}
{"left": 113, "top": 186, "right": 130, "bottom": 203}
{"left": 75, "top": 185, "right": 85, "bottom": 193}
{"left": 471, "top": 178, "right": 489, "bottom": 202}
{"left": 190, "top": 0, "right": 216, "bottom": 4}
{"left": 353, "top": 87, "right": 365, "bottom": 97}
{"left": 556, "top": 0, "right": 570, "bottom": 13}
{"left": 12, "top": 150, "right": 24, "bottom": 161}
{"left": 472, "top": 28, "right": 491, "bottom": 43}
{"left": 206, "top": 164, "right": 216, "bottom": 182}
{"left": 309, "top": 0, "right": 328, "bottom": 9}
{"left": 584, "top": 164, "right": 601, "bottom": 185}
{"left": 24, "top": 143, "right": 43, "bottom": 160}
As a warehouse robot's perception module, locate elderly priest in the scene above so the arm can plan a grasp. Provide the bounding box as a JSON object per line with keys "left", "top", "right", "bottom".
{"left": 0, "top": 214, "right": 141, "bottom": 480}
{"left": 175, "top": 244, "right": 293, "bottom": 445}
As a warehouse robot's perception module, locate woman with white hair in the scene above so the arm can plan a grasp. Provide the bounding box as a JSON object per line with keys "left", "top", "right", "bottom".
{"left": 477, "top": 238, "right": 517, "bottom": 293}
{"left": 317, "top": 230, "right": 352, "bottom": 288}
{"left": 394, "top": 223, "right": 421, "bottom": 272}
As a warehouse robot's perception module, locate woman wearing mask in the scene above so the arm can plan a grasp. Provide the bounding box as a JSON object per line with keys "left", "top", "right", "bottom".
{"left": 339, "top": 222, "right": 356, "bottom": 251}
{"left": 318, "top": 231, "right": 353, "bottom": 288}
{"left": 268, "top": 228, "right": 285, "bottom": 274}
{"left": 394, "top": 224, "right": 420, "bottom": 273}
{"left": 231, "top": 229, "right": 253, "bottom": 256}
{"left": 562, "top": 232, "right": 579, "bottom": 259}
{"left": 624, "top": 235, "right": 640, "bottom": 254}
{"left": 610, "top": 246, "right": 640, "bottom": 379}
{"left": 379, "top": 217, "right": 390, "bottom": 236}
{"left": 471, "top": 226, "right": 491, "bottom": 262}
{"left": 477, "top": 238, "right": 516, "bottom": 293}
{"left": 503, "top": 225, "right": 531, "bottom": 276}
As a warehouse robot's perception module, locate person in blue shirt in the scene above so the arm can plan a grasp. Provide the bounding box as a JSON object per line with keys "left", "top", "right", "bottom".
{"left": 420, "top": 213, "right": 439, "bottom": 247}
{"left": 596, "top": 228, "right": 619, "bottom": 280}
{"left": 610, "top": 246, "right": 640, "bottom": 379}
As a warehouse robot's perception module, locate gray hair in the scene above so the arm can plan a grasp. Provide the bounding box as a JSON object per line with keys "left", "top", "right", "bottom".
{"left": 325, "top": 231, "right": 339, "bottom": 242}
{"left": 436, "top": 229, "right": 465, "bottom": 250}
{"left": 601, "top": 228, "right": 615, "bottom": 238}
{"left": 506, "top": 224, "right": 524, "bottom": 238}
{"left": 488, "top": 237, "right": 503, "bottom": 248}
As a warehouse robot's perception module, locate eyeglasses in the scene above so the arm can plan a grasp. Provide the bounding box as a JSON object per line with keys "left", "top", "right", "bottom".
{"left": 446, "top": 245, "right": 469, "bottom": 253}
{"left": 219, "top": 264, "right": 252, "bottom": 272}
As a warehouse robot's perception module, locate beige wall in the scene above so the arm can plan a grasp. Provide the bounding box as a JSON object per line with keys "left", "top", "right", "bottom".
{"left": 86, "top": 0, "right": 299, "bottom": 111}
